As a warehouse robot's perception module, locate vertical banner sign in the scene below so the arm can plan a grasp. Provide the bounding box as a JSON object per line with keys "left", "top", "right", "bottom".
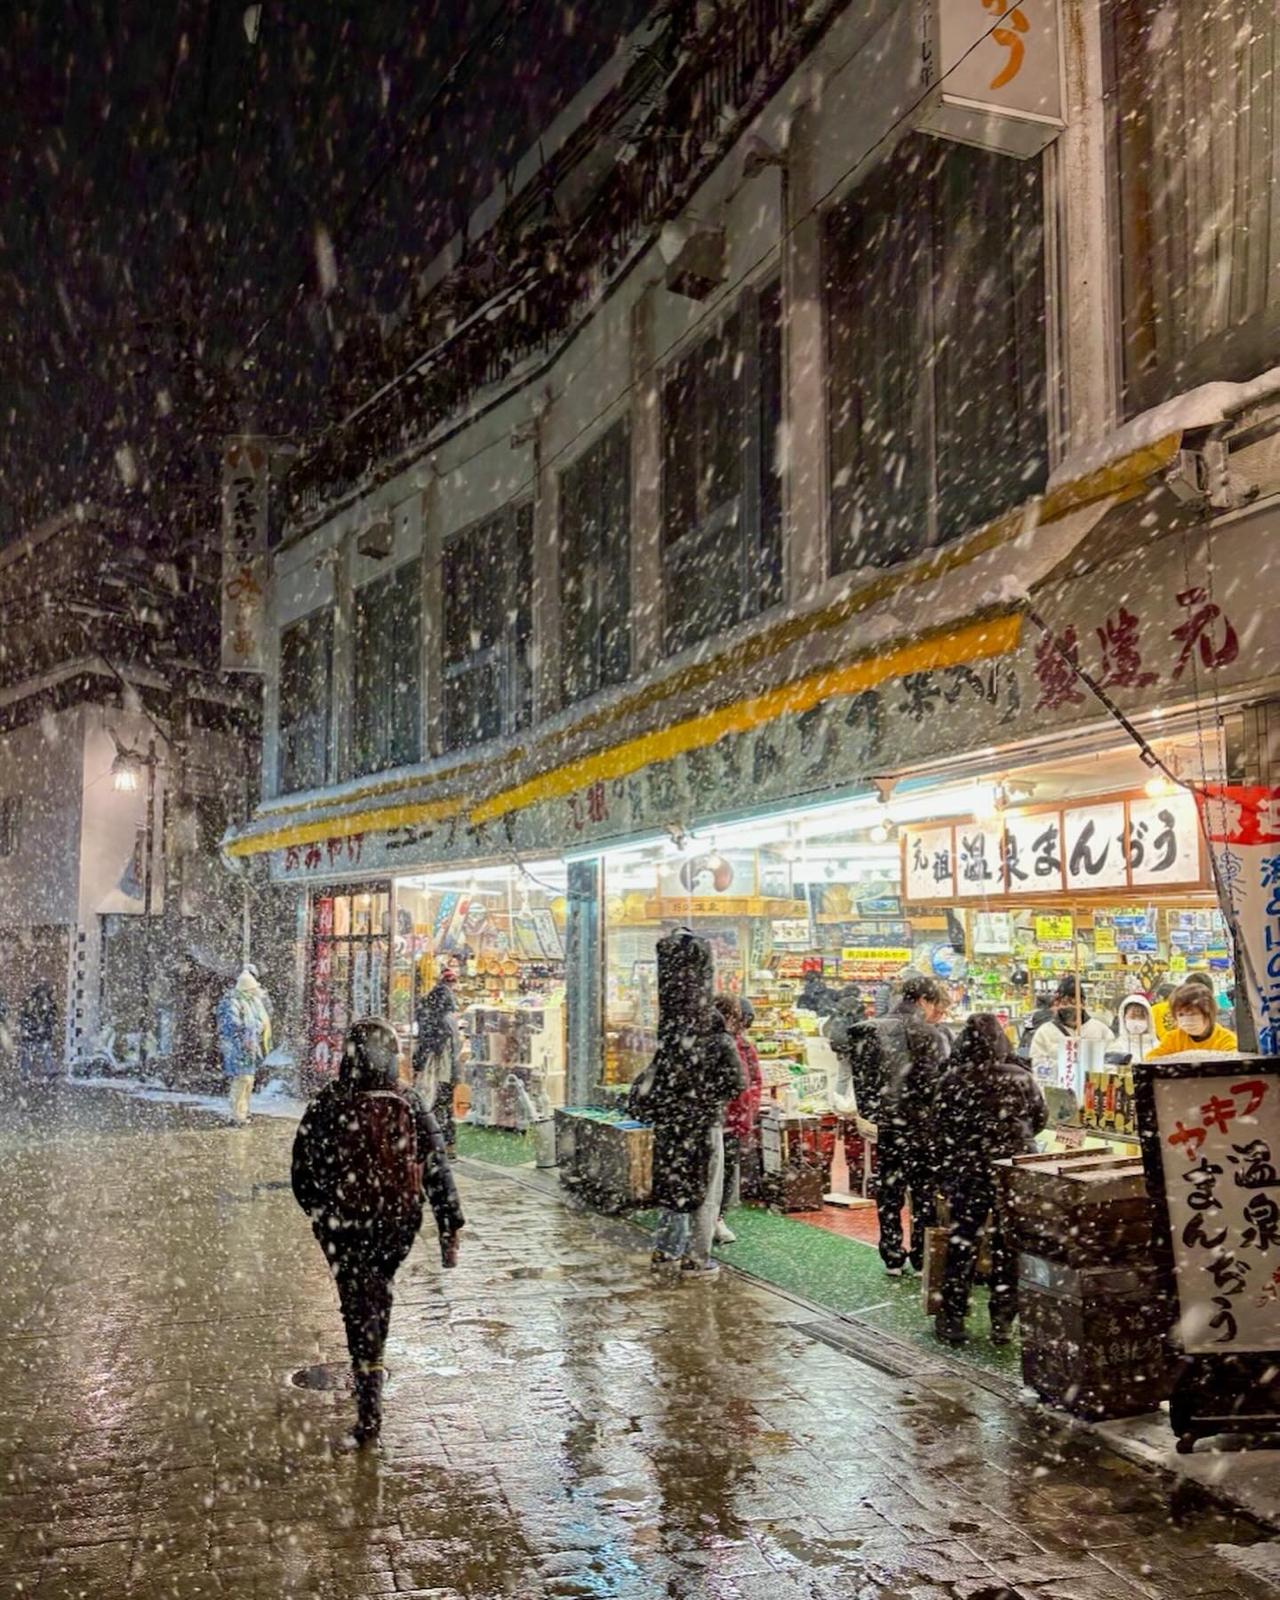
{"left": 1142, "top": 1060, "right": 1280, "bottom": 1354}
{"left": 1198, "top": 786, "right": 1280, "bottom": 1055}
{"left": 220, "top": 438, "right": 269, "bottom": 672}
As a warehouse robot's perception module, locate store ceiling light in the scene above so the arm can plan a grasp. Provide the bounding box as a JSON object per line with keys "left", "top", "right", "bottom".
{"left": 1144, "top": 772, "right": 1175, "bottom": 798}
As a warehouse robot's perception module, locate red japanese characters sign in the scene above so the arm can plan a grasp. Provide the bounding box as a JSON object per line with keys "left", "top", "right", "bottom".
{"left": 1148, "top": 1062, "right": 1280, "bottom": 1354}
{"left": 1198, "top": 785, "right": 1280, "bottom": 1057}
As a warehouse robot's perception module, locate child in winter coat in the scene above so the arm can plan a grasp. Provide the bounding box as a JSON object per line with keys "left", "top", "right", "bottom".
{"left": 934, "top": 1013, "right": 1047, "bottom": 1348}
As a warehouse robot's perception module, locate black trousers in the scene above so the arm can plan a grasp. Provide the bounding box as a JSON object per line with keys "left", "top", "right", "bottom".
{"left": 432, "top": 1080, "right": 457, "bottom": 1151}
{"left": 326, "top": 1237, "right": 412, "bottom": 1372}
{"left": 875, "top": 1122, "right": 937, "bottom": 1271}
{"left": 941, "top": 1178, "right": 1016, "bottom": 1323}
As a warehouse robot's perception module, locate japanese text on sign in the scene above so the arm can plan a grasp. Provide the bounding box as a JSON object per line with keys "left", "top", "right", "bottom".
{"left": 1199, "top": 786, "right": 1280, "bottom": 1056}
{"left": 1155, "top": 1069, "right": 1280, "bottom": 1353}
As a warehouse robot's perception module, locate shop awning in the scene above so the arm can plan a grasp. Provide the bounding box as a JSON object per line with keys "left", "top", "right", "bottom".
{"left": 222, "top": 435, "right": 1178, "bottom": 861}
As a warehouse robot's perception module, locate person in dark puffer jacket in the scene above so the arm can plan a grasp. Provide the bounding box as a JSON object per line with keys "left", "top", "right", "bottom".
{"left": 293, "top": 1018, "right": 465, "bottom": 1445}
{"left": 933, "top": 1013, "right": 1046, "bottom": 1348}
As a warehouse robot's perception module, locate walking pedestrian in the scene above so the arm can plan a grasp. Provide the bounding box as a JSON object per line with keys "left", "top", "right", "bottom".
{"left": 712, "top": 995, "right": 762, "bottom": 1245}
{"left": 856, "top": 973, "right": 950, "bottom": 1276}
{"left": 215, "top": 967, "right": 271, "bottom": 1125}
{"left": 933, "top": 1013, "right": 1047, "bottom": 1346}
{"left": 636, "top": 930, "right": 744, "bottom": 1280}
{"left": 18, "top": 982, "right": 58, "bottom": 1082}
{"left": 291, "top": 1016, "right": 465, "bottom": 1447}
{"left": 413, "top": 966, "right": 463, "bottom": 1153}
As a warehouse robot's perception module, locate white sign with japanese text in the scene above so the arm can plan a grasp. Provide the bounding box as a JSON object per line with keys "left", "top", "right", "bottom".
{"left": 904, "top": 826, "right": 955, "bottom": 900}
{"left": 1199, "top": 786, "right": 1280, "bottom": 1055}
{"left": 918, "top": 0, "right": 1064, "bottom": 158}
{"left": 1064, "top": 802, "right": 1128, "bottom": 892}
{"left": 1153, "top": 1064, "right": 1280, "bottom": 1354}
{"left": 1002, "top": 808, "right": 1064, "bottom": 894}
{"left": 1129, "top": 791, "right": 1200, "bottom": 888}
{"left": 955, "top": 824, "right": 1005, "bottom": 898}
{"left": 220, "top": 437, "right": 269, "bottom": 672}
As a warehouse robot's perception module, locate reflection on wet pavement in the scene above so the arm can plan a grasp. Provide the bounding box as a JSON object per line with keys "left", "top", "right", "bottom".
{"left": 0, "top": 1086, "right": 1276, "bottom": 1598}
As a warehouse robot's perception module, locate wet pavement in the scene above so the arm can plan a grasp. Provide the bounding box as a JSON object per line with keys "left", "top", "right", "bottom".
{"left": 2, "top": 1086, "right": 1279, "bottom": 1599}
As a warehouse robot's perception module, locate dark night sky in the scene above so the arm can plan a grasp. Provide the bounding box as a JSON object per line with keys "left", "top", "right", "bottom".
{"left": 0, "top": 0, "right": 651, "bottom": 537}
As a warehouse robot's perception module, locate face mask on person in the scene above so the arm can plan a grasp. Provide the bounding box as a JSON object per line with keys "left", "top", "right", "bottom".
{"left": 1123, "top": 1011, "right": 1149, "bottom": 1036}
{"left": 1056, "top": 1005, "right": 1080, "bottom": 1028}
{"left": 1174, "top": 1010, "right": 1213, "bottom": 1040}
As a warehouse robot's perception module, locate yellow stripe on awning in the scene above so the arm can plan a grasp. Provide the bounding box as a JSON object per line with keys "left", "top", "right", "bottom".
{"left": 224, "top": 796, "right": 460, "bottom": 858}
{"left": 469, "top": 612, "right": 1023, "bottom": 825}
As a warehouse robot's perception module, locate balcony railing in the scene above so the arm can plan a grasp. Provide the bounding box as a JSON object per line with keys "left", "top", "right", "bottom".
{"left": 286, "top": 0, "right": 814, "bottom": 521}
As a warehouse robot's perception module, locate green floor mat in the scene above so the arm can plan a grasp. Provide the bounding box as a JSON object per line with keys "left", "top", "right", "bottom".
{"left": 634, "top": 1204, "right": 1021, "bottom": 1379}
{"left": 456, "top": 1123, "right": 534, "bottom": 1166}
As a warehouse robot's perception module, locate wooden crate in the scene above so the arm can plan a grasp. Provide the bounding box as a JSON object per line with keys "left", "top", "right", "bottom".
{"left": 998, "top": 1151, "right": 1156, "bottom": 1269}
{"left": 1017, "top": 1253, "right": 1177, "bottom": 1420}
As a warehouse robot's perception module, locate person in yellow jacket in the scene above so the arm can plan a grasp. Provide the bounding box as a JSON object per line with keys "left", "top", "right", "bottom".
{"left": 1150, "top": 983, "right": 1177, "bottom": 1041}
{"left": 1146, "top": 982, "right": 1237, "bottom": 1058}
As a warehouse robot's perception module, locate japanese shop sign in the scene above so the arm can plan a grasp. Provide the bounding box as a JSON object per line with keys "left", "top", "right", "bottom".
{"left": 905, "top": 826, "right": 956, "bottom": 899}
{"left": 900, "top": 790, "right": 1205, "bottom": 902}
{"left": 1198, "top": 786, "right": 1280, "bottom": 1056}
{"left": 1064, "top": 802, "right": 1127, "bottom": 892}
{"left": 1148, "top": 1063, "right": 1280, "bottom": 1353}
{"left": 917, "top": 0, "right": 1064, "bottom": 160}
{"left": 220, "top": 437, "right": 269, "bottom": 673}
{"left": 955, "top": 825, "right": 1005, "bottom": 899}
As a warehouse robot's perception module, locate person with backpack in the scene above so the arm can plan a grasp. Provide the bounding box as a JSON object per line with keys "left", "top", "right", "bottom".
{"left": 934, "top": 1013, "right": 1047, "bottom": 1346}
{"left": 215, "top": 967, "right": 271, "bottom": 1125}
{"left": 841, "top": 973, "right": 950, "bottom": 1276}
{"left": 632, "top": 930, "right": 744, "bottom": 1280}
{"left": 291, "top": 1016, "right": 465, "bottom": 1446}
{"left": 413, "top": 966, "right": 464, "bottom": 1153}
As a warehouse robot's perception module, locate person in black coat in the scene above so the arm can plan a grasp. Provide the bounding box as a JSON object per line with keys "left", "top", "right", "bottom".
{"left": 933, "top": 1013, "right": 1046, "bottom": 1347}
{"left": 637, "top": 930, "right": 744, "bottom": 1279}
{"left": 292, "top": 1017, "right": 465, "bottom": 1444}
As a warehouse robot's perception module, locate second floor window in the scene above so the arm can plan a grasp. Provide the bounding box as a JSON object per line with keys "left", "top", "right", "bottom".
{"left": 560, "top": 419, "right": 631, "bottom": 706}
{"left": 278, "top": 608, "right": 333, "bottom": 794}
{"left": 441, "top": 503, "right": 533, "bottom": 752}
{"left": 352, "top": 561, "right": 422, "bottom": 777}
{"left": 1109, "top": 0, "right": 1280, "bottom": 414}
{"left": 825, "top": 134, "right": 1047, "bottom": 576}
{"left": 662, "top": 282, "right": 784, "bottom": 653}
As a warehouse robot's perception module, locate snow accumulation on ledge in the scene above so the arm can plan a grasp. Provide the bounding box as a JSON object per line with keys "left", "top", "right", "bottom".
{"left": 1049, "top": 367, "right": 1280, "bottom": 492}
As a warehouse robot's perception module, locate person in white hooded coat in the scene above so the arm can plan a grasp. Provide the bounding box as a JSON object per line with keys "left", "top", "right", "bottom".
{"left": 1113, "top": 993, "right": 1156, "bottom": 1062}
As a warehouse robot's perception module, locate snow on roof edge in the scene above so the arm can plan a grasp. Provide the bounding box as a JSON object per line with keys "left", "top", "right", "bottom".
{"left": 1048, "top": 367, "right": 1280, "bottom": 492}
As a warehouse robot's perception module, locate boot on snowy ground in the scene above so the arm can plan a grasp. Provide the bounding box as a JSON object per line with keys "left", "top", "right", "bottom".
{"left": 352, "top": 1366, "right": 384, "bottom": 1445}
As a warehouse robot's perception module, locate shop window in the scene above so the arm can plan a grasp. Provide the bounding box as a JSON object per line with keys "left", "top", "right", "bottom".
{"left": 0, "top": 796, "right": 20, "bottom": 857}
{"left": 825, "top": 134, "right": 1047, "bottom": 575}
{"left": 351, "top": 561, "right": 422, "bottom": 778}
{"left": 559, "top": 419, "right": 631, "bottom": 706}
{"left": 1108, "top": 0, "right": 1280, "bottom": 414}
{"left": 277, "top": 608, "right": 333, "bottom": 794}
{"left": 441, "top": 502, "right": 533, "bottom": 752}
{"left": 308, "top": 886, "right": 391, "bottom": 1081}
{"left": 662, "top": 282, "right": 784, "bottom": 654}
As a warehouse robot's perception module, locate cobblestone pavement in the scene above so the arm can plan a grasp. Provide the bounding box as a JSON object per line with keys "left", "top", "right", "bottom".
{"left": 2, "top": 1086, "right": 1279, "bottom": 1599}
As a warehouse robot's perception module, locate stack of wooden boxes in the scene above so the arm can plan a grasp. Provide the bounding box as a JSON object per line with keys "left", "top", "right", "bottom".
{"left": 1000, "top": 1150, "right": 1177, "bottom": 1420}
